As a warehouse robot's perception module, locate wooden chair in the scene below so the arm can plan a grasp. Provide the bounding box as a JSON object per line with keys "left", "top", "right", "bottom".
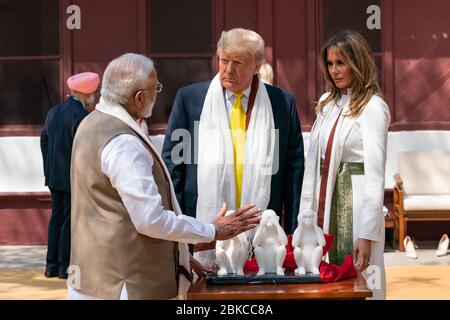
{"left": 393, "top": 151, "right": 450, "bottom": 251}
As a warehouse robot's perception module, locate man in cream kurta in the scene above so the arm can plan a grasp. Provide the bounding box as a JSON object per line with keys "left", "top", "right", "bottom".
{"left": 69, "top": 53, "right": 260, "bottom": 300}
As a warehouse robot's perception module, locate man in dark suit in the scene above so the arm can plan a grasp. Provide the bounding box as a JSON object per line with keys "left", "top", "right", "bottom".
{"left": 41, "top": 72, "right": 100, "bottom": 279}
{"left": 162, "top": 28, "right": 304, "bottom": 247}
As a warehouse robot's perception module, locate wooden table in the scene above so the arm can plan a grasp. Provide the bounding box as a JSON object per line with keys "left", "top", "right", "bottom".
{"left": 188, "top": 274, "right": 372, "bottom": 300}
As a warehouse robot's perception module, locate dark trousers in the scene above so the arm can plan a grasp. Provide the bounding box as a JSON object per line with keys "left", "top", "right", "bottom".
{"left": 46, "top": 188, "right": 71, "bottom": 274}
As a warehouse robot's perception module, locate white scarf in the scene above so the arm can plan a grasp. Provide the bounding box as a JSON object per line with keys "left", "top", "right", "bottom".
{"left": 299, "top": 93, "right": 352, "bottom": 233}
{"left": 96, "top": 97, "right": 191, "bottom": 300}
{"left": 196, "top": 74, "right": 275, "bottom": 223}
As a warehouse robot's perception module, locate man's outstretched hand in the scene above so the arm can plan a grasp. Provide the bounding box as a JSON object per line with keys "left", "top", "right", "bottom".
{"left": 212, "top": 203, "right": 261, "bottom": 241}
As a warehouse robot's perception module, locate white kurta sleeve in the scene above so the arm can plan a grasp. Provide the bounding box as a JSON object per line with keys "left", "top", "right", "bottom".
{"left": 357, "top": 97, "right": 391, "bottom": 241}
{"left": 101, "top": 134, "right": 216, "bottom": 244}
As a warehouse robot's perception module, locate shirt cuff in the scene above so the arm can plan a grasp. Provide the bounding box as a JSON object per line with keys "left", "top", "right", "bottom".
{"left": 204, "top": 223, "right": 216, "bottom": 243}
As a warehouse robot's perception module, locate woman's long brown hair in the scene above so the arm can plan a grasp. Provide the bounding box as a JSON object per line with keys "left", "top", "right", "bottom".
{"left": 317, "top": 30, "right": 385, "bottom": 117}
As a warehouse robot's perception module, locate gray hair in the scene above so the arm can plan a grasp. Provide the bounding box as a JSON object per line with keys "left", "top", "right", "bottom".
{"left": 101, "top": 53, "right": 155, "bottom": 105}
{"left": 217, "top": 28, "right": 265, "bottom": 64}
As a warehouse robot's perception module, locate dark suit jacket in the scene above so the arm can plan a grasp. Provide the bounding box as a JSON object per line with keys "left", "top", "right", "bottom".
{"left": 41, "top": 96, "right": 88, "bottom": 193}
{"left": 162, "top": 81, "right": 305, "bottom": 234}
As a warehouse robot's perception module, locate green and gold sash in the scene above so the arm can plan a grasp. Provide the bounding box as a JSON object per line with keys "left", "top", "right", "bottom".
{"left": 328, "top": 162, "right": 364, "bottom": 265}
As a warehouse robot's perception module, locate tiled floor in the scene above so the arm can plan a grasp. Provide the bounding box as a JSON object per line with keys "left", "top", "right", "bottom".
{"left": 384, "top": 241, "right": 450, "bottom": 267}
{"left": 0, "top": 246, "right": 47, "bottom": 269}
{"left": 386, "top": 265, "right": 450, "bottom": 299}
{"left": 383, "top": 241, "right": 450, "bottom": 299}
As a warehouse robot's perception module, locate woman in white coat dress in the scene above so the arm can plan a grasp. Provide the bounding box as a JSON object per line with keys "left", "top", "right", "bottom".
{"left": 299, "top": 30, "right": 390, "bottom": 299}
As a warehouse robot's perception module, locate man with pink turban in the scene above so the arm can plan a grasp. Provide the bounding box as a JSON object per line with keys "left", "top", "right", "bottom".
{"left": 40, "top": 72, "right": 100, "bottom": 279}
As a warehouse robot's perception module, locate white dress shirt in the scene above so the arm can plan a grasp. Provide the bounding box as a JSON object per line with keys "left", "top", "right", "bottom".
{"left": 68, "top": 133, "right": 216, "bottom": 300}
{"left": 101, "top": 134, "right": 215, "bottom": 243}
{"left": 224, "top": 85, "right": 252, "bottom": 118}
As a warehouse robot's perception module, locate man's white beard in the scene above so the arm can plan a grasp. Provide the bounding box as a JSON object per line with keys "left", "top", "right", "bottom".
{"left": 141, "top": 99, "right": 155, "bottom": 118}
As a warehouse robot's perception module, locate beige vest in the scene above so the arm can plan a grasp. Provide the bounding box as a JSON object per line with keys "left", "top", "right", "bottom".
{"left": 70, "top": 110, "right": 178, "bottom": 300}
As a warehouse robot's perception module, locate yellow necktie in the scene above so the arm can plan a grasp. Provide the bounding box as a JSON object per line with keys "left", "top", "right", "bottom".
{"left": 230, "top": 93, "right": 246, "bottom": 208}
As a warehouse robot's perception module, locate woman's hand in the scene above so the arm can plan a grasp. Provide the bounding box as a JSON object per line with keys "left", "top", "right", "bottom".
{"left": 353, "top": 238, "right": 372, "bottom": 271}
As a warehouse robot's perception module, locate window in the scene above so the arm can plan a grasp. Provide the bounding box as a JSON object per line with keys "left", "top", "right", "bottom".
{"left": 151, "top": 58, "right": 212, "bottom": 124}
{"left": 147, "top": 0, "right": 213, "bottom": 131}
{"left": 149, "top": 0, "right": 211, "bottom": 54}
{"left": 0, "top": 0, "right": 60, "bottom": 127}
{"left": 0, "top": 60, "right": 59, "bottom": 125}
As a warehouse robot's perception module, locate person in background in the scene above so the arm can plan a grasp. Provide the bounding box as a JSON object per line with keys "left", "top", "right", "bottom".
{"left": 259, "top": 62, "right": 274, "bottom": 85}
{"left": 40, "top": 72, "right": 100, "bottom": 279}
{"left": 298, "top": 30, "right": 390, "bottom": 299}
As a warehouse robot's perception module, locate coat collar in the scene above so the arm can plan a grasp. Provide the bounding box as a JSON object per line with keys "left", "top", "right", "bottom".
{"left": 68, "top": 95, "right": 85, "bottom": 108}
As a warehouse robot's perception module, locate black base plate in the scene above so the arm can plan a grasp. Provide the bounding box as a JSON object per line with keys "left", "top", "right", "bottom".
{"left": 206, "top": 270, "right": 322, "bottom": 285}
